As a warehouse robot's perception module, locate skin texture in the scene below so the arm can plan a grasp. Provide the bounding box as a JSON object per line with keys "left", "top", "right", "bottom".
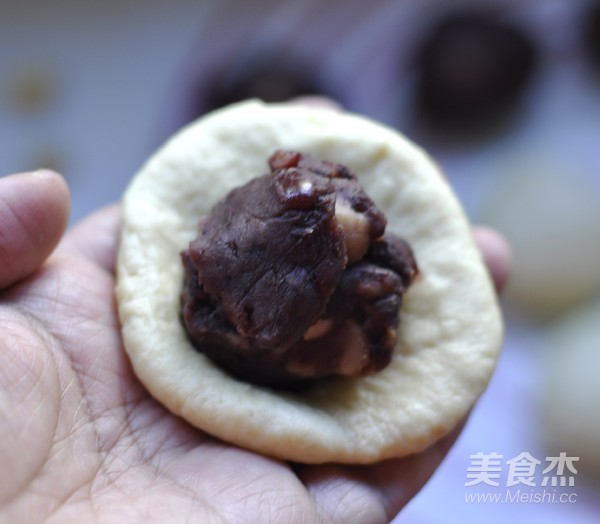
{"left": 0, "top": 168, "right": 509, "bottom": 523}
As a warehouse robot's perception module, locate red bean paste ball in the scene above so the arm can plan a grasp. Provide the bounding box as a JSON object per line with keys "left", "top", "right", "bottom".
{"left": 181, "top": 151, "right": 418, "bottom": 388}
{"left": 414, "top": 11, "right": 537, "bottom": 133}
{"left": 197, "top": 56, "right": 327, "bottom": 116}
{"left": 584, "top": 2, "right": 600, "bottom": 74}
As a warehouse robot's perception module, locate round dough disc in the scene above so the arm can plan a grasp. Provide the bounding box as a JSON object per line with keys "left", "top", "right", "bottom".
{"left": 117, "top": 100, "right": 502, "bottom": 464}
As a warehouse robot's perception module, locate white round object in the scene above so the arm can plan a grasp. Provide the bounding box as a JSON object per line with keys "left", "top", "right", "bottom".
{"left": 542, "top": 299, "right": 600, "bottom": 476}
{"left": 484, "top": 153, "right": 600, "bottom": 317}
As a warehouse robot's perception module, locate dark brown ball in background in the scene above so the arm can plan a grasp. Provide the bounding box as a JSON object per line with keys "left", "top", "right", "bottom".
{"left": 197, "top": 55, "right": 329, "bottom": 116}
{"left": 414, "top": 11, "right": 537, "bottom": 134}
{"left": 583, "top": 2, "right": 600, "bottom": 74}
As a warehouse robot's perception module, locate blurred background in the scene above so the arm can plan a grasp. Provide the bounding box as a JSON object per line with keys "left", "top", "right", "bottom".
{"left": 1, "top": 0, "right": 599, "bottom": 521}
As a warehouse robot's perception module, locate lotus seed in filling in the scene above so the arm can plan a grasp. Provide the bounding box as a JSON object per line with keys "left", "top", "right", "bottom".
{"left": 180, "top": 150, "right": 419, "bottom": 388}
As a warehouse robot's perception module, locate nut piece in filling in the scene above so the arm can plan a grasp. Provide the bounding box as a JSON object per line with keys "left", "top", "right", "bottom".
{"left": 181, "top": 150, "right": 418, "bottom": 388}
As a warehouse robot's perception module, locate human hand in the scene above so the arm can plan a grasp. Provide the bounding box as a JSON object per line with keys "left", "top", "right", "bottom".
{"left": 0, "top": 169, "right": 509, "bottom": 524}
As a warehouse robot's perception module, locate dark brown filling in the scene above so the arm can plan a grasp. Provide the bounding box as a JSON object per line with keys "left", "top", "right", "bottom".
{"left": 181, "top": 151, "right": 418, "bottom": 388}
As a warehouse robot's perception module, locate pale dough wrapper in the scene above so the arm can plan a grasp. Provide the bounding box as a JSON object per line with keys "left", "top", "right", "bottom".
{"left": 116, "top": 100, "right": 502, "bottom": 464}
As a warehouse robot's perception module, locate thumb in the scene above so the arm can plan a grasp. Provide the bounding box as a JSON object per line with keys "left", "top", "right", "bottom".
{"left": 0, "top": 170, "right": 70, "bottom": 290}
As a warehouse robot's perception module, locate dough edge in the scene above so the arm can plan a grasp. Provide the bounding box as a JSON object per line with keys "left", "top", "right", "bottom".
{"left": 116, "top": 100, "right": 503, "bottom": 464}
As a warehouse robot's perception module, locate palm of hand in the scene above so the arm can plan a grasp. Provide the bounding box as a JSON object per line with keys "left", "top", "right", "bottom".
{"left": 0, "top": 172, "right": 507, "bottom": 524}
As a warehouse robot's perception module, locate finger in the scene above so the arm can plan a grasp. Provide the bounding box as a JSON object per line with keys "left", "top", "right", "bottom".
{"left": 473, "top": 226, "right": 511, "bottom": 294}
{"left": 361, "top": 419, "right": 467, "bottom": 519}
{"left": 0, "top": 171, "right": 70, "bottom": 290}
{"left": 296, "top": 418, "right": 466, "bottom": 523}
{"left": 61, "top": 204, "right": 121, "bottom": 275}
{"left": 289, "top": 96, "right": 344, "bottom": 111}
